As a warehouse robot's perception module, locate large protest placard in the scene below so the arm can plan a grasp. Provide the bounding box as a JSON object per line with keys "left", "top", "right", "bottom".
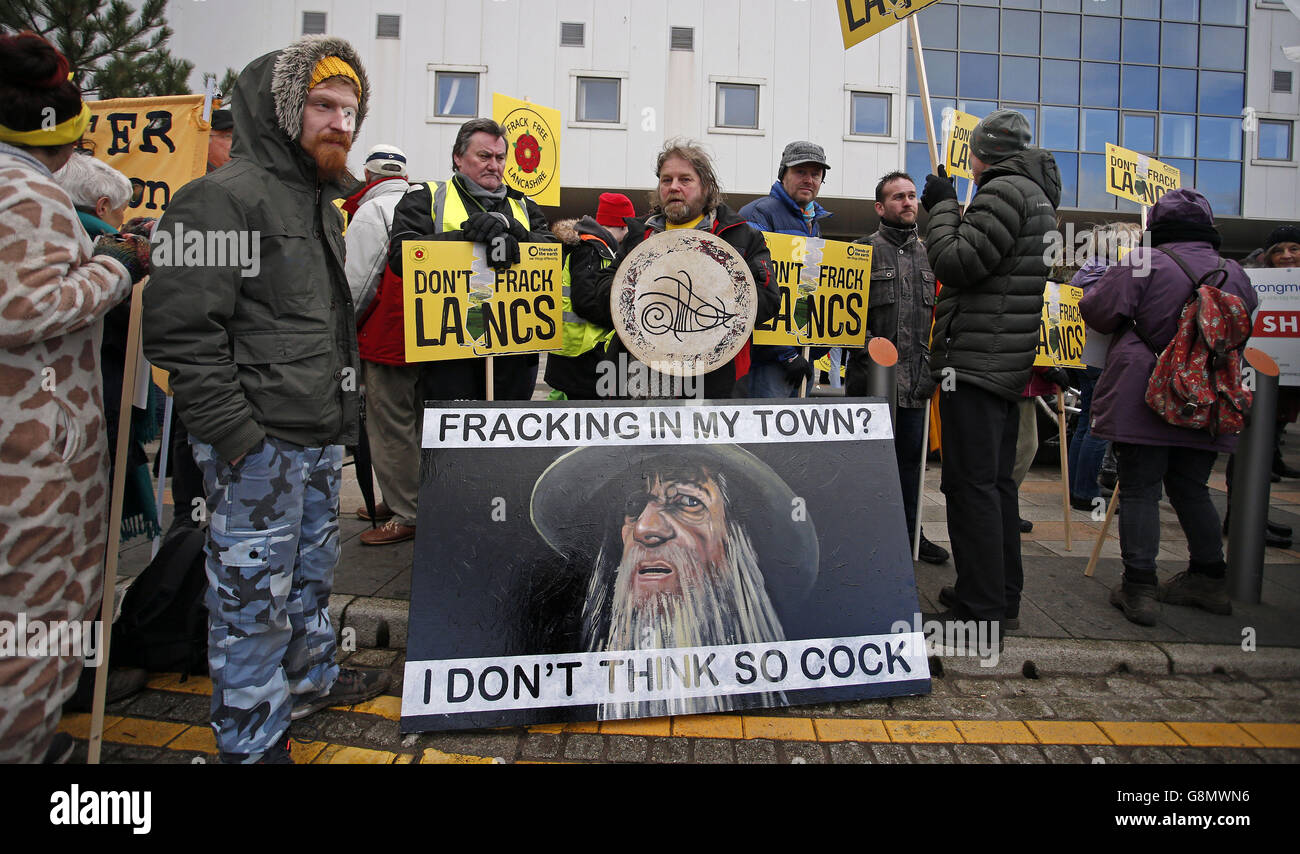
{"left": 1035, "top": 282, "right": 1086, "bottom": 368}
{"left": 1104, "top": 143, "right": 1180, "bottom": 207}
{"left": 493, "top": 93, "right": 561, "bottom": 207}
{"left": 1247, "top": 267, "right": 1300, "bottom": 387}
{"left": 943, "top": 109, "right": 979, "bottom": 181}
{"left": 838, "top": 0, "right": 945, "bottom": 49}
{"left": 752, "top": 235, "right": 871, "bottom": 348}
{"left": 402, "top": 241, "right": 563, "bottom": 361}
{"left": 85, "top": 95, "right": 210, "bottom": 215}
{"left": 401, "top": 399, "right": 932, "bottom": 732}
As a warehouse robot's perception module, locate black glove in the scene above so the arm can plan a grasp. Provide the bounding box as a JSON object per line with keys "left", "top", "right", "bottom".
{"left": 505, "top": 216, "right": 529, "bottom": 242}
{"left": 920, "top": 165, "right": 958, "bottom": 212}
{"left": 1043, "top": 366, "right": 1071, "bottom": 390}
{"left": 781, "top": 352, "right": 814, "bottom": 385}
{"left": 460, "top": 211, "right": 509, "bottom": 244}
{"left": 485, "top": 233, "right": 521, "bottom": 271}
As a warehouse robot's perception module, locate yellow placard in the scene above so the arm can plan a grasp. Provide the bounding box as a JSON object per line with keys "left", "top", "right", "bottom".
{"left": 1104, "top": 143, "right": 1180, "bottom": 207}
{"left": 402, "top": 241, "right": 563, "bottom": 362}
{"left": 1034, "top": 282, "right": 1086, "bottom": 368}
{"left": 838, "top": 0, "right": 945, "bottom": 50}
{"left": 85, "top": 95, "right": 210, "bottom": 216}
{"left": 492, "top": 93, "right": 561, "bottom": 207}
{"left": 752, "top": 234, "right": 871, "bottom": 348}
{"left": 944, "top": 109, "right": 980, "bottom": 180}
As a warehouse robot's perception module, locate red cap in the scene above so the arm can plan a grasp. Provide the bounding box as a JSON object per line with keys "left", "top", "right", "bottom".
{"left": 596, "top": 192, "right": 635, "bottom": 228}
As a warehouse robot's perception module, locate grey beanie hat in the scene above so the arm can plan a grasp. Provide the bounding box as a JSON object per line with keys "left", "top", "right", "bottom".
{"left": 970, "top": 110, "right": 1032, "bottom": 164}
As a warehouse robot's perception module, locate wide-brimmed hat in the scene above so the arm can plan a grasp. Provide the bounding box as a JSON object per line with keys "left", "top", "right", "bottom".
{"left": 530, "top": 444, "right": 819, "bottom": 605}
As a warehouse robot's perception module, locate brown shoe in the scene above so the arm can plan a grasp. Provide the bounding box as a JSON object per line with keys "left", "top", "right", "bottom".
{"left": 356, "top": 502, "right": 394, "bottom": 522}
{"left": 360, "top": 519, "right": 415, "bottom": 546}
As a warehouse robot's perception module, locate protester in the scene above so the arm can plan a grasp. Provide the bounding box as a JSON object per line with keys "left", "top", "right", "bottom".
{"left": 920, "top": 110, "right": 1061, "bottom": 634}
{"left": 143, "top": 35, "right": 390, "bottom": 764}
{"left": 1010, "top": 367, "right": 1069, "bottom": 534}
{"left": 386, "top": 118, "right": 556, "bottom": 402}
{"left": 53, "top": 153, "right": 161, "bottom": 544}
{"left": 738, "top": 141, "right": 832, "bottom": 397}
{"left": 345, "top": 144, "right": 418, "bottom": 544}
{"left": 844, "top": 171, "right": 947, "bottom": 565}
{"left": 1080, "top": 189, "right": 1257, "bottom": 626}
{"left": 546, "top": 192, "right": 633, "bottom": 400}
{"left": 1254, "top": 224, "right": 1300, "bottom": 482}
{"left": 588, "top": 139, "right": 779, "bottom": 399}
{"left": 1068, "top": 223, "right": 1142, "bottom": 513}
{"left": 0, "top": 31, "right": 144, "bottom": 763}
{"left": 207, "top": 105, "right": 233, "bottom": 172}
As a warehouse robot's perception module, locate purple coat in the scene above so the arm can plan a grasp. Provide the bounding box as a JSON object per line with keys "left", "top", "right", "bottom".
{"left": 1078, "top": 190, "right": 1258, "bottom": 453}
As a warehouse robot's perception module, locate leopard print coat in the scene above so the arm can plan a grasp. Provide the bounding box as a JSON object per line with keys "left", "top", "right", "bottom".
{"left": 0, "top": 143, "right": 130, "bottom": 762}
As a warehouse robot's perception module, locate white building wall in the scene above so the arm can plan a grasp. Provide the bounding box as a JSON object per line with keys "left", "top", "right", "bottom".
{"left": 1244, "top": 2, "right": 1300, "bottom": 220}
{"left": 167, "top": 0, "right": 907, "bottom": 202}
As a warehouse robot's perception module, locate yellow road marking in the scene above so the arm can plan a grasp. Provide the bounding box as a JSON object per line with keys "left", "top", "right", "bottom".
{"left": 742, "top": 716, "right": 818, "bottom": 741}
{"left": 1096, "top": 721, "right": 1186, "bottom": 747}
{"left": 1165, "top": 722, "right": 1261, "bottom": 748}
{"left": 1024, "top": 720, "right": 1111, "bottom": 745}
{"left": 885, "top": 720, "right": 963, "bottom": 743}
{"left": 953, "top": 720, "right": 1038, "bottom": 744}
{"left": 812, "top": 718, "right": 890, "bottom": 743}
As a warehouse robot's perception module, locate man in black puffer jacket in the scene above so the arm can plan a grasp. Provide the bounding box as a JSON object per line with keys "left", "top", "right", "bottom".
{"left": 919, "top": 110, "right": 1062, "bottom": 636}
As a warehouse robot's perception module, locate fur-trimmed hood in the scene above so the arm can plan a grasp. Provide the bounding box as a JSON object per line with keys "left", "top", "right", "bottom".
{"left": 229, "top": 36, "right": 368, "bottom": 191}
{"left": 551, "top": 218, "right": 580, "bottom": 245}
{"left": 272, "top": 36, "right": 370, "bottom": 141}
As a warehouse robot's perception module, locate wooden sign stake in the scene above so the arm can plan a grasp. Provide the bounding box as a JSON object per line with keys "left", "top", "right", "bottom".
{"left": 1084, "top": 484, "right": 1121, "bottom": 578}
{"left": 1057, "top": 390, "right": 1072, "bottom": 550}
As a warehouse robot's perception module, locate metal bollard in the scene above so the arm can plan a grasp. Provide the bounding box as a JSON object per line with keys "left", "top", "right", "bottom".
{"left": 864, "top": 337, "right": 898, "bottom": 430}
{"left": 1227, "top": 348, "right": 1279, "bottom": 604}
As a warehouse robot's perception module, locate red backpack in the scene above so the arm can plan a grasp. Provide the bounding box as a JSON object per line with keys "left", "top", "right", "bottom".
{"left": 1133, "top": 248, "right": 1253, "bottom": 437}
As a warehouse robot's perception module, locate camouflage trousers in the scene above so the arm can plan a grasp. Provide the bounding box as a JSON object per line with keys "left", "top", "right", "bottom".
{"left": 191, "top": 437, "right": 342, "bottom": 762}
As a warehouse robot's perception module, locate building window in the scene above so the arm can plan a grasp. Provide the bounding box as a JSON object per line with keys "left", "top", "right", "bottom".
{"left": 576, "top": 77, "right": 620, "bottom": 123}
{"left": 376, "top": 15, "right": 400, "bottom": 39}
{"left": 560, "top": 22, "right": 584, "bottom": 47}
{"left": 670, "top": 27, "right": 694, "bottom": 51}
{"left": 1259, "top": 120, "right": 1294, "bottom": 161}
{"left": 302, "top": 12, "right": 326, "bottom": 35}
{"left": 434, "top": 72, "right": 478, "bottom": 118}
{"left": 849, "top": 92, "right": 890, "bottom": 136}
{"left": 715, "top": 83, "right": 759, "bottom": 130}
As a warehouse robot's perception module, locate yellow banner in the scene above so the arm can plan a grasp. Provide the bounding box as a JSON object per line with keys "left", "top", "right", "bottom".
{"left": 1104, "top": 143, "right": 1180, "bottom": 207}
{"left": 85, "top": 95, "right": 210, "bottom": 216}
{"left": 944, "top": 109, "right": 979, "bottom": 180}
{"left": 753, "top": 234, "right": 871, "bottom": 348}
{"left": 402, "top": 241, "right": 563, "bottom": 362}
{"left": 1035, "top": 282, "right": 1086, "bottom": 368}
{"left": 838, "top": 0, "right": 944, "bottom": 50}
{"left": 492, "top": 93, "right": 561, "bottom": 207}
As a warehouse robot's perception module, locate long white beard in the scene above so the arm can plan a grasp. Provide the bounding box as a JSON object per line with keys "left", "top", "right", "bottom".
{"left": 583, "top": 521, "right": 786, "bottom": 719}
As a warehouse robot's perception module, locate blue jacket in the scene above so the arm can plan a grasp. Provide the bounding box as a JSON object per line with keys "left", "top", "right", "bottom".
{"left": 739, "top": 182, "right": 832, "bottom": 365}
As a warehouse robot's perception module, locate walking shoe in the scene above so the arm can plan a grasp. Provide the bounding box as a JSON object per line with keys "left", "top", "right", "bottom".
{"left": 360, "top": 519, "right": 415, "bottom": 546}
{"left": 1019, "top": 517, "right": 1033, "bottom": 533}
{"left": 1268, "top": 520, "right": 1293, "bottom": 538}
{"left": 355, "top": 502, "right": 394, "bottom": 522}
{"left": 938, "top": 586, "right": 1020, "bottom": 631}
{"left": 291, "top": 668, "right": 392, "bottom": 721}
{"left": 63, "top": 665, "right": 149, "bottom": 713}
{"left": 256, "top": 733, "right": 294, "bottom": 764}
{"left": 917, "top": 535, "right": 949, "bottom": 565}
{"left": 1157, "top": 571, "right": 1232, "bottom": 615}
{"left": 1109, "top": 580, "right": 1158, "bottom": 627}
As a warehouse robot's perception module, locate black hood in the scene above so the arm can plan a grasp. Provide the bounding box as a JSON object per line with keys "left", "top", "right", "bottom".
{"left": 980, "top": 147, "right": 1063, "bottom": 209}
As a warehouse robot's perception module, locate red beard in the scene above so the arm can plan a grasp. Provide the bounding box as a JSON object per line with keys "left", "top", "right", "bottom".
{"left": 307, "top": 132, "right": 352, "bottom": 180}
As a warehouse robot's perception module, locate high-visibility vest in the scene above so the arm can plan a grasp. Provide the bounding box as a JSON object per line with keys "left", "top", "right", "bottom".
{"left": 559, "top": 232, "right": 617, "bottom": 357}
{"left": 426, "top": 180, "right": 529, "bottom": 234}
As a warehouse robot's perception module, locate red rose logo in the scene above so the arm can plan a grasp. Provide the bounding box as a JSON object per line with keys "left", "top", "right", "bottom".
{"left": 414, "top": 249, "right": 425, "bottom": 260}
{"left": 515, "top": 133, "right": 542, "bottom": 174}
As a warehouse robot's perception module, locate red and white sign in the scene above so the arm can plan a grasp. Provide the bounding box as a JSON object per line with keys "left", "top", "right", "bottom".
{"left": 1248, "top": 267, "right": 1300, "bottom": 386}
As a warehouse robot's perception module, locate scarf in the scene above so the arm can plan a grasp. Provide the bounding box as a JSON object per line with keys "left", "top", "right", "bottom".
{"left": 1149, "top": 221, "right": 1221, "bottom": 250}
{"left": 454, "top": 171, "right": 508, "bottom": 206}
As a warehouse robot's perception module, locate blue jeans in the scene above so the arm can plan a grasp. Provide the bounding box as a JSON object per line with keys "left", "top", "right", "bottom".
{"left": 191, "top": 437, "right": 342, "bottom": 762}
{"left": 1068, "top": 367, "right": 1108, "bottom": 501}
{"left": 746, "top": 360, "right": 799, "bottom": 398}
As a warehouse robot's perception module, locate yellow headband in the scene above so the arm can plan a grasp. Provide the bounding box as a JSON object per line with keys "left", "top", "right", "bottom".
{"left": 0, "top": 102, "right": 90, "bottom": 147}
{"left": 309, "top": 56, "right": 362, "bottom": 96}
